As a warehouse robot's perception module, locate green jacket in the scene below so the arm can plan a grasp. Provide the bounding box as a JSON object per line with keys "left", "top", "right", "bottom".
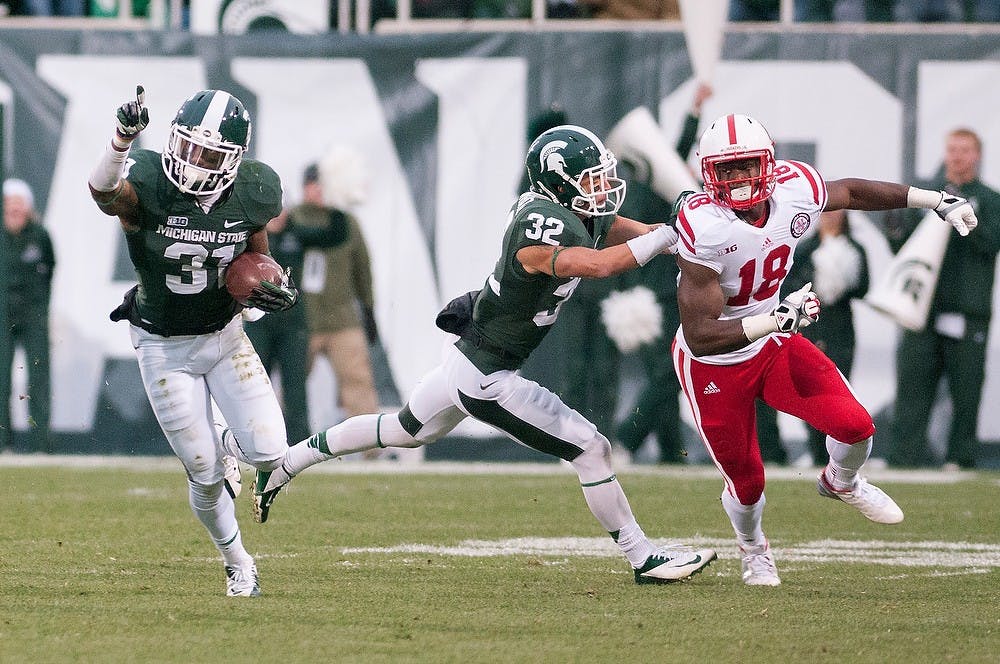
{"left": 5, "top": 220, "right": 55, "bottom": 323}
{"left": 291, "top": 203, "right": 374, "bottom": 333}
{"left": 886, "top": 172, "right": 1000, "bottom": 321}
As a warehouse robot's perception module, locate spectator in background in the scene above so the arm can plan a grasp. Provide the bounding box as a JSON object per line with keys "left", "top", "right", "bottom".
{"left": 243, "top": 204, "right": 348, "bottom": 445}
{"left": 893, "top": 0, "right": 964, "bottom": 21}
{"left": 615, "top": 83, "right": 712, "bottom": 463}
{"left": 19, "top": 0, "right": 85, "bottom": 16}
{"left": 578, "top": 0, "right": 679, "bottom": 19}
{"left": 1, "top": 179, "right": 55, "bottom": 454}
{"left": 782, "top": 209, "right": 870, "bottom": 466}
{"left": 794, "top": 0, "right": 867, "bottom": 21}
{"left": 728, "top": 0, "right": 779, "bottom": 21}
{"left": 548, "top": 0, "right": 586, "bottom": 17}
{"left": 885, "top": 128, "right": 1000, "bottom": 469}
{"left": 473, "top": 0, "right": 530, "bottom": 17}
{"left": 968, "top": 0, "right": 1000, "bottom": 21}
{"left": 413, "top": 0, "right": 474, "bottom": 17}
{"left": 294, "top": 160, "right": 381, "bottom": 433}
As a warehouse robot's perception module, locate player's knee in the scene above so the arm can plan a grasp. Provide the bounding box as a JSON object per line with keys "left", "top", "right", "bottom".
{"left": 188, "top": 475, "right": 224, "bottom": 507}
{"left": 570, "top": 432, "right": 614, "bottom": 479}
{"left": 731, "top": 474, "right": 766, "bottom": 505}
{"left": 829, "top": 406, "right": 875, "bottom": 444}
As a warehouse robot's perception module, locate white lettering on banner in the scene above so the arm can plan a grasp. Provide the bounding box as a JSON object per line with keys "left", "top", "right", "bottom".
{"left": 36, "top": 55, "right": 209, "bottom": 431}
{"left": 917, "top": 61, "right": 1000, "bottom": 440}
{"left": 415, "top": 58, "right": 526, "bottom": 299}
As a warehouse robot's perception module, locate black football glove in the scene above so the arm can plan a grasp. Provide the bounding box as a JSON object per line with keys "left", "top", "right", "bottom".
{"left": 116, "top": 85, "right": 149, "bottom": 142}
{"left": 246, "top": 267, "right": 299, "bottom": 313}
{"left": 361, "top": 305, "right": 379, "bottom": 344}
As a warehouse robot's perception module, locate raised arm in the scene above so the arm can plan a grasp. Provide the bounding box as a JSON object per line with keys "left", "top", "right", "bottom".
{"left": 88, "top": 85, "right": 148, "bottom": 231}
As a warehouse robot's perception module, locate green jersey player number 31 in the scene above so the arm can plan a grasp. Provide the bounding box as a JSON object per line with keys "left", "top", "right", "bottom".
{"left": 88, "top": 85, "right": 299, "bottom": 598}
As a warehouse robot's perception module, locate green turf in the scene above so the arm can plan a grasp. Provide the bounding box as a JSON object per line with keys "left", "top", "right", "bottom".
{"left": 1, "top": 466, "right": 997, "bottom": 663}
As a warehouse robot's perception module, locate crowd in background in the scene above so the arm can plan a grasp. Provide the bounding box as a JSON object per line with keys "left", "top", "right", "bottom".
{"left": 1, "top": 0, "right": 998, "bottom": 24}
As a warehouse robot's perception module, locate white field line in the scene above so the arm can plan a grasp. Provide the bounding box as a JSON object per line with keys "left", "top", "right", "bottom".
{"left": 342, "top": 536, "right": 1000, "bottom": 569}
{"left": 0, "top": 453, "right": 982, "bottom": 485}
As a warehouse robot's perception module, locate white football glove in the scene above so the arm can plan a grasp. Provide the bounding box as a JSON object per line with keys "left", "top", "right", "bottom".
{"left": 115, "top": 85, "right": 149, "bottom": 143}
{"left": 934, "top": 191, "right": 978, "bottom": 236}
{"left": 773, "top": 282, "right": 821, "bottom": 333}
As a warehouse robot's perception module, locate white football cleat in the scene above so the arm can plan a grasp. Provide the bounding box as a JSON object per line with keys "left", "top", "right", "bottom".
{"left": 741, "top": 543, "right": 781, "bottom": 586}
{"left": 633, "top": 547, "right": 717, "bottom": 584}
{"left": 225, "top": 560, "right": 260, "bottom": 597}
{"left": 817, "top": 470, "right": 904, "bottom": 524}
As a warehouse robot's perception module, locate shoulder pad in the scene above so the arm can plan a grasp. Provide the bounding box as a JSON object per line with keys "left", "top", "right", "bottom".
{"left": 232, "top": 159, "right": 283, "bottom": 224}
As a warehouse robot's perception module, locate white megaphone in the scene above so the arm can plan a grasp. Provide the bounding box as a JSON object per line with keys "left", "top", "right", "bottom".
{"left": 863, "top": 210, "right": 950, "bottom": 331}
{"left": 605, "top": 106, "right": 700, "bottom": 202}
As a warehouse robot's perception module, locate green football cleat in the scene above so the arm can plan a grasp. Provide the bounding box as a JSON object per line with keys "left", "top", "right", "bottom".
{"left": 634, "top": 547, "right": 717, "bottom": 584}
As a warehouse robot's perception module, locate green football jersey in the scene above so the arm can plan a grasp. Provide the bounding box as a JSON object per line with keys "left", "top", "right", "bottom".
{"left": 122, "top": 149, "right": 282, "bottom": 335}
{"left": 457, "top": 192, "right": 612, "bottom": 373}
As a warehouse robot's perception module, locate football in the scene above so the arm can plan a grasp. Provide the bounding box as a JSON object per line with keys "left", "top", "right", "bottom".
{"left": 224, "top": 251, "right": 284, "bottom": 305}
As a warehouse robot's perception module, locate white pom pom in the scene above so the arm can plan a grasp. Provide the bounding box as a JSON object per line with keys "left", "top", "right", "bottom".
{"left": 318, "top": 145, "right": 370, "bottom": 209}
{"left": 811, "top": 235, "right": 861, "bottom": 304}
{"left": 599, "top": 285, "right": 663, "bottom": 353}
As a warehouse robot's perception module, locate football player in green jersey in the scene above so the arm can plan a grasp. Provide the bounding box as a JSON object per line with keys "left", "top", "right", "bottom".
{"left": 88, "top": 86, "right": 299, "bottom": 597}
{"left": 254, "top": 125, "right": 717, "bottom": 584}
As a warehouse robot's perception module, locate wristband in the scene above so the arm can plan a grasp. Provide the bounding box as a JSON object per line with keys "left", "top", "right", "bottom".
{"left": 906, "top": 187, "right": 944, "bottom": 209}
{"left": 741, "top": 314, "right": 778, "bottom": 342}
{"left": 626, "top": 226, "right": 672, "bottom": 267}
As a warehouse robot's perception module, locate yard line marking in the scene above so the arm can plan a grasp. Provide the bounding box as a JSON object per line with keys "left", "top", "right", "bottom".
{"left": 0, "top": 454, "right": 978, "bottom": 484}
{"left": 343, "top": 536, "right": 1000, "bottom": 569}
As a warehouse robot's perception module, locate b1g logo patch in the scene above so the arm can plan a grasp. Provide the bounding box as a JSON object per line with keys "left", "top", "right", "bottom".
{"left": 166, "top": 215, "right": 189, "bottom": 227}
{"left": 790, "top": 213, "right": 811, "bottom": 238}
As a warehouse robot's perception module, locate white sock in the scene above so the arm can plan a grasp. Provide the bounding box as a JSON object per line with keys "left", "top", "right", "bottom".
{"left": 721, "top": 490, "right": 767, "bottom": 550}
{"left": 825, "top": 436, "right": 872, "bottom": 490}
{"left": 218, "top": 530, "right": 253, "bottom": 568}
{"left": 570, "top": 437, "right": 654, "bottom": 566}
{"left": 188, "top": 479, "right": 249, "bottom": 566}
{"left": 612, "top": 519, "right": 657, "bottom": 568}
{"left": 281, "top": 414, "right": 416, "bottom": 478}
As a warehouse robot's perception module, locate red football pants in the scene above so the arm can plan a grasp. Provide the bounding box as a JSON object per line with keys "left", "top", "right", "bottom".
{"left": 673, "top": 334, "right": 874, "bottom": 505}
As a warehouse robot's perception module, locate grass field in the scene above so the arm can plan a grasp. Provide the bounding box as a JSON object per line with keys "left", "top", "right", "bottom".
{"left": 1, "top": 459, "right": 997, "bottom": 663}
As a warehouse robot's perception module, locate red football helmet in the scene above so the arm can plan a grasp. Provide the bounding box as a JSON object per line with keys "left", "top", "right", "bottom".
{"left": 697, "top": 114, "right": 776, "bottom": 210}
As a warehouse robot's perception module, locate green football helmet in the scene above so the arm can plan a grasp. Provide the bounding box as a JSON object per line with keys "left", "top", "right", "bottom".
{"left": 161, "top": 90, "right": 252, "bottom": 196}
{"left": 524, "top": 124, "right": 625, "bottom": 217}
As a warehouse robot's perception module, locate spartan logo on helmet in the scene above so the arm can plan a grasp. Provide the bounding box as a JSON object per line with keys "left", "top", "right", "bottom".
{"left": 525, "top": 125, "right": 625, "bottom": 218}
{"left": 161, "top": 89, "right": 252, "bottom": 196}
{"left": 539, "top": 139, "right": 569, "bottom": 175}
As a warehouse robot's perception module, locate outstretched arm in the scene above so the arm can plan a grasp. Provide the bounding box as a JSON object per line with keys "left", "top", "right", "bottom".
{"left": 517, "top": 222, "right": 678, "bottom": 279}
{"left": 827, "top": 178, "right": 977, "bottom": 236}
